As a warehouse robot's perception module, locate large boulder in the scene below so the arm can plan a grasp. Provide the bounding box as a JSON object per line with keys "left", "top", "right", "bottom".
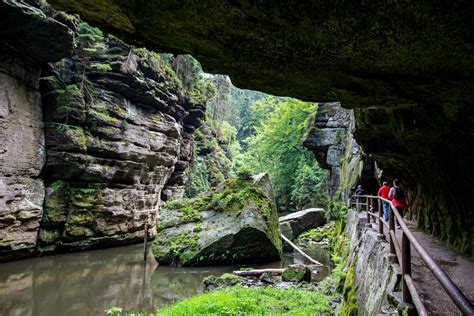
{"left": 152, "top": 173, "right": 282, "bottom": 266}
{"left": 279, "top": 208, "right": 326, "bottom": 240}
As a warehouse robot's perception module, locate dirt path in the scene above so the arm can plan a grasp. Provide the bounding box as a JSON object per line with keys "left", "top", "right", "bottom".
{"left": 369, "top": 218, "right": 474, "bottom": 315}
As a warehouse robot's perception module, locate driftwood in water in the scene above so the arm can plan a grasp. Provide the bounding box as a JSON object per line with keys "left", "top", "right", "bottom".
{"left": 280, "top": 234, "right": 324, "bottom": 266}
{"left": 233, "top": 269, "right": 285, "bottom": 277}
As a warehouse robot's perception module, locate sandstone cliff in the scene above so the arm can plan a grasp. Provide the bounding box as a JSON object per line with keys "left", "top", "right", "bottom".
{"left": 0, "top": 2, "right": 204, "bottom": 261}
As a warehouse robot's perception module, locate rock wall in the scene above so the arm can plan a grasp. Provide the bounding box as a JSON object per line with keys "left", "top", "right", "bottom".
{"left": 0, "top": 1, "right": 74, "bottom": 260}
{"left": 344, "top": 210, "right": 399, "bottom": 315}
{"left": 0, "top": 1, "right": 204, "bottom": 261}
{"left": 303, "top": 102, "right": 379, "bottom": 201}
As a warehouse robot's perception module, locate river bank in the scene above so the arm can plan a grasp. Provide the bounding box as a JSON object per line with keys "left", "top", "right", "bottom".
{"left": 0, "top": 243, "right": 330, "bottom": 316}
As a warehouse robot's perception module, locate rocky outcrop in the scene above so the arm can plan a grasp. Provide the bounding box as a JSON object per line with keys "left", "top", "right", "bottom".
{"left": 303, "top": 102, "right": 380, "bottom": 200}
{"left": 36, "top": 25, "right": 205, "bottom": 253}
{"left": 279, "top": 208, "right": 326, "bottom": 240}
{"left": 303, "top": 102, "right": 357, "bottom": 199}
{"left": 152, "top": 173, "right": 282, "bottom": 266}
{"left": 343, "top": 210, "right": 399, "bottom": 315}
{"left": 0, "top": 2, "right": 204, "bottom": 260}
{"left": 0, "top": 1, "right": 74, "bottom": 260}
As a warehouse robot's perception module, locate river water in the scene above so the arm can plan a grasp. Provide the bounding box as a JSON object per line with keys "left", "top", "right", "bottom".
{"left": 0, "top": 244, "right": 331, "bottom": 316}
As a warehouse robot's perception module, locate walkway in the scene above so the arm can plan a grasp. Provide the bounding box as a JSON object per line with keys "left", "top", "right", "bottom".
{"left": 365, "top": 215, "right": 474, "bottom": 315}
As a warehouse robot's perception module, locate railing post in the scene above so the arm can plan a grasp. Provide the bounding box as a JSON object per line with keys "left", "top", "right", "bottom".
{"left": 388, "top": 206, "right": 397, "bottom": 262}
{"left": 402, "top": 231, "right": 413, "bottom": 309}
{"left": 366, "top": 197, "right": 371, "bottom": 227}
{"left": 377, "top": 199, "right": 385, "bottom": 240}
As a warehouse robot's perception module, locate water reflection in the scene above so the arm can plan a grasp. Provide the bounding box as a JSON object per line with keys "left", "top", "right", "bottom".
{"left": 0, "top": 244, "right": 328, "bottom": 316}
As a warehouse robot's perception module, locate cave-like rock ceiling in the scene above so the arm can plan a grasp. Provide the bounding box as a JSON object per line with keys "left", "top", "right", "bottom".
{"left": 48, "top": 0, "right": 473, "bottom": 104}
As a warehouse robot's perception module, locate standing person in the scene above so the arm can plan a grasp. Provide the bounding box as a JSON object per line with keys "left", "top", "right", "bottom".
{"left": 388, "top": 179, "right": 407, "bottom": 228}
{"left": 355, "top": 185, "right": 365, "bottom": 211}
{"left": 378, "top": 181, "right": 391, "bottom": 221}
{"left": 355, "top": 185, "right": 365, "bottom": 196}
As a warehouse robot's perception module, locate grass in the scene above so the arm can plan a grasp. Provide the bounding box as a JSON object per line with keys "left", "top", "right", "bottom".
{"left": 154, "top": 286, "right": 334, "bottom": 315}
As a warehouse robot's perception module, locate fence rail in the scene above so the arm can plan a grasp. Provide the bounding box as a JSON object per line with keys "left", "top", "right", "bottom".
{"left": 349, "top": 195, "right": 474, "bottom": 315}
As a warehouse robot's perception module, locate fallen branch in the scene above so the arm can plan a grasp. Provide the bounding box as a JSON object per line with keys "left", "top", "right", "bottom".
{"left": 233, "top": 269, "right": 285, "bottom": 277}
{"left": 280, "top": 234, "right": 324, "bottom": 266}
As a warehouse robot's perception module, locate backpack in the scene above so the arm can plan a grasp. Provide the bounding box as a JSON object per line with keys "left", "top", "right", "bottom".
{"left": 393, "top": 186, "right": 405, "bottom": 200}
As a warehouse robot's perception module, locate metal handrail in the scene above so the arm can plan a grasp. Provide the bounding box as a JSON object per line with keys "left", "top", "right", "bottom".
{"left": 350, "top": 195, "right": 474, "bottom": 315}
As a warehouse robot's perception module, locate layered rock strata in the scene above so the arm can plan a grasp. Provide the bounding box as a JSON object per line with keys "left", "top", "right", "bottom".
{"left": 37, "top": 28, "right": 205, "bottom": 253}
{"left": 0, "top": 1, "right": 204, "bottom": 260}
{"left": 0, "top": 1, "right": 74, "bottom": 260}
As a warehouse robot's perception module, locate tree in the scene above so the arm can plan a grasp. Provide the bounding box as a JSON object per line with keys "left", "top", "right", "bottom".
{"left": 237, "top": 98, "right": 328, "bottom": 209}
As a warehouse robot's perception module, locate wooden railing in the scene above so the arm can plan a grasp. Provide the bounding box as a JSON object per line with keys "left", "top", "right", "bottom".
{"left": 349, "top": 195, "right": 474, "bottom": 315}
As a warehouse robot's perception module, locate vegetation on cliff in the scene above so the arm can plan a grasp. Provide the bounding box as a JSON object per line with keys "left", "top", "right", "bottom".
{"left": 153, "top": 175, "right": 282, "bottom": 266}
{"left": 184, "top": 75, "right": 329, "bottom": 210}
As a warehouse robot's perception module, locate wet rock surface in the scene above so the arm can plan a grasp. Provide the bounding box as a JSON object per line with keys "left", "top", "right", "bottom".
{"left": 152, "top": 174, "right": 282, "bottom": 266}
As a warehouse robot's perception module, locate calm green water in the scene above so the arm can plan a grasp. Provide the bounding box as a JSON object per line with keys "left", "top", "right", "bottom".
{"left": 0, "top": 243, "right": 330, "bottom": 316}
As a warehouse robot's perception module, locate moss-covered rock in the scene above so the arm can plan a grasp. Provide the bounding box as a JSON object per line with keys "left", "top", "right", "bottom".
{"left": 152, "top": 173, "right": 282, "bottom": 266}
{"left": 281, "top": 264, "right": 311, "bottom": 283}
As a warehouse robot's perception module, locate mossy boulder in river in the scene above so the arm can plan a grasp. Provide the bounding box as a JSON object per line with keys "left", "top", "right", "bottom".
{"left": 152, "top": 173, "right": 282, "bottom": 266}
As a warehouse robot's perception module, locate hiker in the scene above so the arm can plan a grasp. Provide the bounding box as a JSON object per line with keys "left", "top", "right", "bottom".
{"left": 355, "top": 185, "right": 365, "bottom": 196}
{"left": 378, "top": 181, "right": 391, "bottom": 221}
{"left": 388, "top": 179, "right": 407, "bottom": 228}
{"left": 354, "top": 185, "right": 365, "bottom": 210}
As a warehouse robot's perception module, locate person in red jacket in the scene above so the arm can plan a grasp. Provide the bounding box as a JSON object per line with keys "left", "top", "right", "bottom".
{"left": 377, "top": 181, "right": 390, "bottom": 221}
{"left": 388, "top": 179, "right": 408, "bottom": 228}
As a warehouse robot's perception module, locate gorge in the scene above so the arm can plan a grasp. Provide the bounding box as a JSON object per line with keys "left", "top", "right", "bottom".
{"left": 0, "top": 1, "right": 473, "bottom": 315}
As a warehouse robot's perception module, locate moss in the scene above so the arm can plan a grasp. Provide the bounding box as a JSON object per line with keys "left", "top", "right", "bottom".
{"left": 89, "top": 109, "right": 120, "bottom": 126}
{"left": 41, "top": 75, "right": 63, "bottom": 91}
{"left": 281, "top": 266, "right": 310, "bottom": 283}
{"left": 38, "top": 228, "right": 61, "bottom": 244}
{"left": 153, "top": 231, "right": 201, "bottom": 265}
{"left": 90, "top": 63, "right": 112, "bottom": 72}
{"left": 50, "top": 180, "right": 68, "bottom": 192}
{"left": 341, "top": 261, "right": 358, "bottom": 316}
{"left": 120, "top": 119, "right": 128, "bottom": 131}
{"left": 203, "top": 273, "right": 242, "bottom": 289}
{"left": 70, "top": 187, "right": 103, "bottom": 209}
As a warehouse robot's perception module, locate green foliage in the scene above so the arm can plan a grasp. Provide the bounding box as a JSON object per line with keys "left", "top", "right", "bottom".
{"left": 90, "top": 63, "right": 112, "bottom": 72}
{"left": 50, "top": 180, "right": 67, "bottom": 192}
{"left": 78, "top": 188, "right": 97, "bottom": 194}
{"left": 174, "top": 55, "right": 217, "bottom": 104}
{"left": 154, "top": 285, "right": 334, "bottom": 315}
{"left": 235, "top": 97, "right": 328, "bottom": 209}
{"left": 341, "top": 262, "right": 358, "bottom": 316}
{"left": 327, "top": 200, "right": 349, "bottom": 221}
{"left": 185, "top": 157, "right": 210, "bottom": 197}
{"left": 134, "top": 49, "right": 181, "bottom": 90}
{"left": 76, "top": 22, "right": 106, "bottom": 52}
{"left": 290, "top": 154, "right": 329, "bottom": 209}
{"left": 105, "top": 307, "right": 123, "bottom": 316}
